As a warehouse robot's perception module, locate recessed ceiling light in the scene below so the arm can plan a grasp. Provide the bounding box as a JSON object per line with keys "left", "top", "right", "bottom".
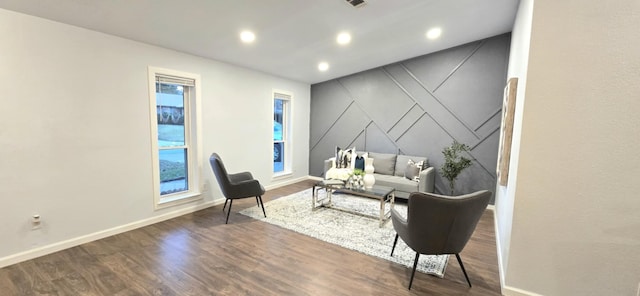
{"left": 426, "top": 27, "right": 442, "bottom": 40}
{"left": 336, "top": 32, "right": 351, "bottom": 45}
{"left": 318, "top": 62, "right": 329, "bottom": 72}
{"left": 240, "top": 30, "right": 256, "bottom": 43}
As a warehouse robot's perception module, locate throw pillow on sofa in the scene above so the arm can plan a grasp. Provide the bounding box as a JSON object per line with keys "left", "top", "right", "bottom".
{"left": 335, "top": 146, "right": 356, "bottom": 169}
{"left": 354, "top": 152, "right": 368, "bottom": 171}
{"left": 394, "top": 155, "right": 428, "bottom": 177}
{"left": 404, "top": 159, "right": 425, "bottom": 181}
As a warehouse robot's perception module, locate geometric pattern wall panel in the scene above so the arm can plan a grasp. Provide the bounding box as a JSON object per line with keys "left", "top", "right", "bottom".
{"left": 339, "top": 70, "right": 416, "bottom": 132}
{"left": 364, "top": 124, "right": 397, "bottom": 155}
{"left": 310, "top": 33, "right": 511, "bottom": 203}
{"left": 383, "top": 64, "right": 479, "bottom": 146}
{"left": 402, "top": 41, "right": 480, "bottom": 91}
{"left": 472, "top": 130, "right": 502, "bottom": 175}
{"left": 310, "top": 81, "right": 355, "bottom": 146}
{"left": 395, "top": 114, "right": 452, "bottom": 160}
{"left": 310, "top": 102, "right": 370, "bottom": 164}
{"left": 431, "top": 36, "right": 510, "bottom": 130}
{"left": 388, "top": 105, "right": 424, "bottom": 142}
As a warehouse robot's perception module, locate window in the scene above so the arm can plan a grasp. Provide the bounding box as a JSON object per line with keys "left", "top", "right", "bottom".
{"left": 273, "top": 92, "right": 291, "bottom": 174}
{"left": 148, "top": 67, "right": 202, "bottom": 208}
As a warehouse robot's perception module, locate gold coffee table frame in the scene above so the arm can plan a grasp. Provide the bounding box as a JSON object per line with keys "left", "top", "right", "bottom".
{"left": 312, "top": 181, "right": 395, "bottom": 227}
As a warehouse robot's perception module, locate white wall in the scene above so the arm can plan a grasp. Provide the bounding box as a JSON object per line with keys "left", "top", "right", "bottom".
{"left": 0, "top": 9, "right": 310, "bottom": 266}
{"left": 495, "top": 0, "right": 533, "bottom": 291}
{"left": 505, "top": 0, "right": 640, "bottom": 295}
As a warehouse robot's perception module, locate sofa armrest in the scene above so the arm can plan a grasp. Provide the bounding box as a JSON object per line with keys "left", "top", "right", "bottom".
{"left": 418, "top": 167, "right": 435, "bottom": 193}
{"left": 323, "top": 157, "right": 336, "bottom": 177}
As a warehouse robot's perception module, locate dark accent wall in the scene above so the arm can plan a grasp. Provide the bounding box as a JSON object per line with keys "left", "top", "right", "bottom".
{"left": 309, "top": 33, "right": 510, "bottom": 200}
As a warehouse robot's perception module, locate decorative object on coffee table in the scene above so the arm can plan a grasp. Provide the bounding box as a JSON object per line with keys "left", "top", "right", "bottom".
{"left": 440, "top": 141, "right": 472, "bottom": 195}
{"left": 346, "top": 169, "right": 365, "bottom": 189}
{"left": 363, "top": 158, "right": 375, "bottom": 188}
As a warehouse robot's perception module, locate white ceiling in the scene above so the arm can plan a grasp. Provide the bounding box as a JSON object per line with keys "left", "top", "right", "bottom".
{"left": 0, "top": 0, "right": 519, "bottom": 84}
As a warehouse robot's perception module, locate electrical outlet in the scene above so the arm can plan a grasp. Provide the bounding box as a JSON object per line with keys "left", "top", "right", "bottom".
{"left": 31, "top": 214, "right": 41, "bottom": 230}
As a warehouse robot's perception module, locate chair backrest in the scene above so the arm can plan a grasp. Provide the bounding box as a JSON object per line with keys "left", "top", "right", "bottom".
{"left": 405, "top": 190, "right": 492, "bottom": 254}
{"left": 209, "top": 153, "right": 232, "bottom": 197}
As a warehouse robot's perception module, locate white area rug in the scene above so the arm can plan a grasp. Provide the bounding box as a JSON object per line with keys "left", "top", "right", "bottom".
{"left": 239, "top": 188, "right": 449, "bottom": 277}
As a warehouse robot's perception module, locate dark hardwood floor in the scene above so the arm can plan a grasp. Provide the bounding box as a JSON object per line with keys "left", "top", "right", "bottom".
{"left": 0, "top": 180, "right": 501, "bottom": 295}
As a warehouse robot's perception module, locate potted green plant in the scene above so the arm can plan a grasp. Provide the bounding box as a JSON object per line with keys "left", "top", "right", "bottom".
{"left": 440, "top": 141, "right": 473, "bottom": 195}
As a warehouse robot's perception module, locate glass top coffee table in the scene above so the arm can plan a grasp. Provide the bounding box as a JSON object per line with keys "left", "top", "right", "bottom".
{"left": 312, "top": 180, "right": 395, "bottom": 227}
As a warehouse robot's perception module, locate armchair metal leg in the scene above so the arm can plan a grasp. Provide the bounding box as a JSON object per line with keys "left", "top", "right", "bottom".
{"left": 255, "top": 196, "right": 260, "bottom": 207}
{"left": 408, "top": 253, "right": 420, "bottom": 290}
{"left": 258, "top": 196, "right": 266, "bottom": 217}
{"left": 223, "top": 199, "right": 229, "bottom": 212}
{"left": 390, "top": 234, "right": 399, "bottom": 256}
{"left": 455, "top": 253, "right": 472, "bottom": 287}
{"left": 225, "top": 199, "right": 233, "bottom": 224}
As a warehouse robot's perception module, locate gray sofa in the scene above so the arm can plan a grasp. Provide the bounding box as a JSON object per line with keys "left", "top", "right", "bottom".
{"left": 324, "top": 152, "right": 435, "bottom": 199}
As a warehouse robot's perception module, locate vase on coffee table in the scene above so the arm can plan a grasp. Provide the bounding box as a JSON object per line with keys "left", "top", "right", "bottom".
{"left": 347, "top": 174, "right": 364, "bottom": 189}
{"left": 363, "top": 158, "right": 375, "bottom": 189}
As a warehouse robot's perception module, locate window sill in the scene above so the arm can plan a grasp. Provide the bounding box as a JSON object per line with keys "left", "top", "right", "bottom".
{"left": 156, "top": 191, "right": 203, "bottom": 210}
{"left": 272, "top": 171, "right": 292, "bottom": 180}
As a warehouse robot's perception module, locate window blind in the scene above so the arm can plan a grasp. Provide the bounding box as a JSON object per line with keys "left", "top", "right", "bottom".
{"left": 274, "top": 93, "right": 291, "bottom": 100}
{"left": 156, "top": 74, "right": 195, "bottom": 87}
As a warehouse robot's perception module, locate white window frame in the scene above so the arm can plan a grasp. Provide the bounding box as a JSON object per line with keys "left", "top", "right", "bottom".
{"left": 148, "top": 67, "right": 203, "bottom": 209}
{"left": 273, "top": 90, "right": 293, "bottom": 177}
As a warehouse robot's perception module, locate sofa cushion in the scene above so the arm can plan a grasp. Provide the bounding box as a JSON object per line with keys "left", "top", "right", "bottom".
{"left": 374, "top": 174, "right": 419, "bottom": 194}
{"left": 368, "top": 152, "right": 396, "bottom": 175}
{"left": 394, "top": 155, "right": 428, "bottom": 177}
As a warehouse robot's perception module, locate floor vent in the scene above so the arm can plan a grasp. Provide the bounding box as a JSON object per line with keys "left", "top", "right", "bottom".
{"left": 345, "top": 0, "right": 366, "bottom": 8}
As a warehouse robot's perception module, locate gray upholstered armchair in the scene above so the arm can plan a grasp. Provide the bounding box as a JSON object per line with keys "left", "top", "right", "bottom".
{"left": 209, "top": 153, "right": 266, "bottom": 224}
{"left": 390, "top": 190, "right": 492, "bottom": 289}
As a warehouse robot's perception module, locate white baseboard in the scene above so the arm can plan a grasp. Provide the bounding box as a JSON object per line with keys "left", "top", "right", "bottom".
{"left": 0, "top": 199, "right": 224, "bottom": 269}
{"left": 494, "top": 209, "right": 507, "bottom": 293}
{"left": 494, "top": 214, "right": 542, "bottom": 296}
{"left": 1, "top": 176, "right": 318, "bottom": 268}
{"left": 503, "top": 286, "right": 544, "bottom": 296}
{"left": 0, "top": 174, "right": 368, "bottom": 269}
